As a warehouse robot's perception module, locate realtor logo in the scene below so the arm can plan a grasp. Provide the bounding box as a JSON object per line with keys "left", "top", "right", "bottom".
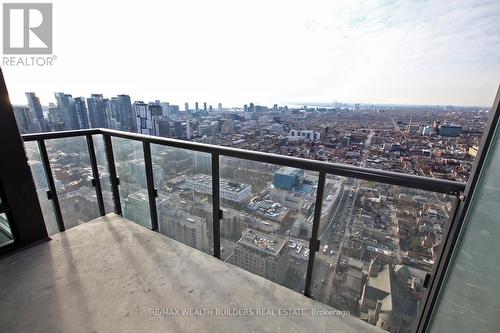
{"left": 3, "top": 3, "right": 52, "bottom": 54}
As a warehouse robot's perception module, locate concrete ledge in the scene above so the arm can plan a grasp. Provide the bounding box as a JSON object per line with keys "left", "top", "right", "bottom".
{"left": 0, "top": 214, "right": 381, "bottom": 333}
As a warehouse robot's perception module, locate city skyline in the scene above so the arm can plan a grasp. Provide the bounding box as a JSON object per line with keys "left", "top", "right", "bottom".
{"left": 10, "top": 91, "right": 498, "bottom": 109}
{"left": 1, "top": 2, "right": 499, "bottom": 332}
{"left": 3, "top": 0, "right": 500, "bottom": 107}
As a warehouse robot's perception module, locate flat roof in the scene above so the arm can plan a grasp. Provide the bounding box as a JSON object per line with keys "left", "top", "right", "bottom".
{"left": 237, "top": 228, "right": 286, "bottom": 256}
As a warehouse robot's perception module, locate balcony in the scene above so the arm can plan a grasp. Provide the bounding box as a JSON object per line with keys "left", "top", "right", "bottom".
{"left": 4, "top": 128, "right": 467, "bottom": 332}
{"left": 0, "top": 213, "right": 381, "bottom": 332}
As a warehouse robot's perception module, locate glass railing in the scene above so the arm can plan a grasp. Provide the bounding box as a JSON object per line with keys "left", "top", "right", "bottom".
{"left": 0, "top": 184, "right": 14, "bottom": 248}
{"left": 150, "top": 144, "right": 214, "bottom": 255}
{"left": 24, "top": 141, "right": 59, "bottom": 235}
{"left": 0, "top": 213, "right": 14, "bottom": 247}
{"left": 21, "top": 128, "right": 466, "bottom": 333}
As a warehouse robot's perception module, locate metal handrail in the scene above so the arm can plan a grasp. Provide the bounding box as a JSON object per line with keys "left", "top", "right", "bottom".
{"left": 22, "top": 128, "right": 466, "bottom": 195}
{"left": 20, "top": 126, "right": 467, "bottom": 326}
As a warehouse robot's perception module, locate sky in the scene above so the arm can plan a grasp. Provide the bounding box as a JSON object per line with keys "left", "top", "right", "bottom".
{"left": 2, "top": 0, "right": 500, "bottom": 107}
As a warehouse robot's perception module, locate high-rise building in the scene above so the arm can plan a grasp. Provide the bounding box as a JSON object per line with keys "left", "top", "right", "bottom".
{"left": 194, "top": 152, "right": 211, "bottom": 174}
{"left": 87, "top": 94, "right": 108, "bottom": 128}
{"left": 173, "top": 121, "right": 184, "bottom": 138}
{"left": 158, "top": 198, "right": 209, "bottom": 253}
{"left": 186, "top": 119, "right": 191, "bottom": 140}
{"left": 159, "top": 102, "right": 170, "bottom": 117}
{"left": 46, "top": 103, "right": 65, "bottom": 131}
{"left": 199, "top": 121, "right": 217, "bottom": 137}
{"left": 231, "top": 228, "right": 289, "bottom": 284}
{"left": 154, "top": 119, "right": 171, "bottom": 138}
{"left": 117, "top": 95, "right": 135, "bottom": 132}
{"left": 12, "top": 106, "right": 39, "bottom": 133}
{"left": 149, "top": 102, "right": 163, "bottom": 119}
{"left": 123, "top": 190, "right": 151, "bottom": 229}
{"left": 273, "top": 167, "right": 305, "bottom": 191}
{"left": 195, "top": 102, "right": 199, "bottom": 111}
{"left": 218, "top": 103, "right": 222, "bottom": 111}
{"left": 134, "top": 101, "right": 163, "bottom": 135}
{"left": 169, "top": 104, "right": 180, "bottom": 117}
{"left": 25, "top": 92, "right": 48, "bottom": 131}
{"left": 54, "top": 92, "right": 79, "bottom": 130}
{"left": 184, "top": 102, "right": 189, "bottom": 112}
{"left": 106, "top": 97, "right": 120, "bottom": 129}
{"left": 73, "top": 97, "right": 90, "bottom": 129}
{"left": 129, "top": 159, "right": 165, "bottom": 189}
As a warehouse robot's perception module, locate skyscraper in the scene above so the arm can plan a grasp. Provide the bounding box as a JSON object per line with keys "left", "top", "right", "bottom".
{"left": 25, "top": 92, "right": 48, "bottom": 131}
{"left": 87, "top": 94, "right": 108, "bottom": 128}
{"left": 117, "top": 94, "right": 135, "bottom": 132}
{"left": 73, "top": 97, "right": 90, "bottom": 129}
{"left": 134, "top": 101, "right": 149, "bottom": 135}
{"left": 186, "top": 119, "right": 191, "bottom": 140}
{"left": 54, "top": 92, "right": 79, "bottom": 130}
{"left": 154, "top": 119, "right": 171, "bottom": 137}
{"left": 174, "top": 121, "right": 184, "bottom": 138}
{"left": 107, "top": 97, "right": 120, "bottom": 129}
{"left": 169, "top": 104, "right": 180, "bottom": 117}
{"left": 13, "top": 106, "right": 39, "bottom": 133}
{"left": 47, "top": 103, "right": 65, "bottom": 131}
{"left": 134, "top": 101, "right": 163, "bottom": 135}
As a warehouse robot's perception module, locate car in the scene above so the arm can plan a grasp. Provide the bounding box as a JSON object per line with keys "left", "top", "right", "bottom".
{"left": 330, "top": 250, "right": 335, "bottom": 255}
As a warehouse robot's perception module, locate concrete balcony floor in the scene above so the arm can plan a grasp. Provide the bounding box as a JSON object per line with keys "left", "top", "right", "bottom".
{"left": 0, "top": 214, "right": 380, "bottom": 333}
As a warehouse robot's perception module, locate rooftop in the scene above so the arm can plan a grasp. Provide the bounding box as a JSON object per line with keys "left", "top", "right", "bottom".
{"left": 275, "top": 166, "right": 303, "bottom": 176}
{"left": 237, "top": 228, "right": 287, "bottom": 256}
{"left": 185, "top": 174, "right": 251, "bottom": 193}
{"left": 0, "top": 214, "right": 381, "bottom": 333}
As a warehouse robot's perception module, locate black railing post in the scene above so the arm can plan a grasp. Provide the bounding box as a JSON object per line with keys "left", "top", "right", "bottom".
{"left": 37, "top": 139, "right": 65, "bottom": 232}
{"left": 143, "top": 142, "right": 158, "bottom": 231}
{"left": 211, "top": 153, "right": 221, "bottom": 259}
{"left": 304, "top": 171, "right": 326, "bottom": 297}
{"left": 103, "top": 134, "right": 122, "bottom": 216}
{"left": 86, "top": 134, "right": 105, "bottom": 216}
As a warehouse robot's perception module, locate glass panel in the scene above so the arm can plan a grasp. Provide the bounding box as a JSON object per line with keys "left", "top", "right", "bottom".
{"left": 0, "top": 213, "right": 14, "bottom": 247}
{"left": 92, "top": 134, "right": 114, "bottom": 214}
{"left": 310, "top": 175, "right": 455, "bottom": 332}
{"left": 112, "top": 137, "right": 151, "bottom": 228}
{"left": 150, "top": 144, "right": 213, "bottom": 255}
{"left": 220, "top": 158, "right": 319, "bottom": 293}
{"left": 24, "top": 141, "right": 58, "bottom": 235}
{"left": 429, "top": 122, "right": 500, "bottom": 333}
{"left": 45, "top": 137, "right": 100, "bottom": 229}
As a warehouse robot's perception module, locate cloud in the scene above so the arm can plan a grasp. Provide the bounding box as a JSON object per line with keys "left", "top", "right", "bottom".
{"left": 3, "top": 0, "right": 500, "bottom": 106}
